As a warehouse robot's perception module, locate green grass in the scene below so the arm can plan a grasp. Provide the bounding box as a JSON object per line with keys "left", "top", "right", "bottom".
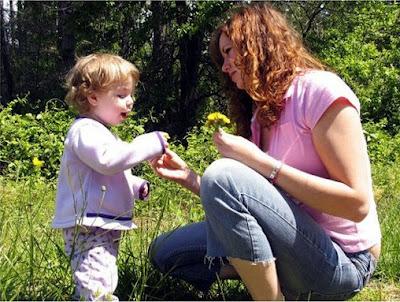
{"left": 1, "top": 159, "right": 399, "bottom": 301}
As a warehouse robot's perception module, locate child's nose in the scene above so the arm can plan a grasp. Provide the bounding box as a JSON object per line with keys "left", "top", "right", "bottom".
{"left": 126, "top": 96, "right": 134, "bottom": 109}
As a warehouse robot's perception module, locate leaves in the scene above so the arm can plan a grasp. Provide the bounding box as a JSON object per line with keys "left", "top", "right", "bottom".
{"left": 1, "top": 1, "right": 399, "bottom": 138}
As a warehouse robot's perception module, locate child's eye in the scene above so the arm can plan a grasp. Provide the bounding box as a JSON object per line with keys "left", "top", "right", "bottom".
{"left": 117, "top": 95, "right": 127, "bottom": 98}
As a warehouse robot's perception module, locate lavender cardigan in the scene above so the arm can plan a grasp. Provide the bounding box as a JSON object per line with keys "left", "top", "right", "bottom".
{"left": 52, "top": 118, "right": 166, "bottom": 230}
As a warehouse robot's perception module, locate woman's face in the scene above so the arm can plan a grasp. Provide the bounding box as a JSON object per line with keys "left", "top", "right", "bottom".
{"left": 219, "top": 32, "right": 244, "bottom": 90}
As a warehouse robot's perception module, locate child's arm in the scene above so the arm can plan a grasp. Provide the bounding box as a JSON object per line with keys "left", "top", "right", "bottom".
{"left": 130, "top": 175, "right": 150, "bottom": 200}
{"left": 71, "top": 121, "right": 167, "bottom": 175}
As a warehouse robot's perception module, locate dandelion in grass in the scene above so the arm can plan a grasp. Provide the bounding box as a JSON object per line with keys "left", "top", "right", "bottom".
{"left": 32, "top": 157, "right": 44, "bottom": 168}
{"left": 206, "top": 112, "right": 230, "bottom": 132}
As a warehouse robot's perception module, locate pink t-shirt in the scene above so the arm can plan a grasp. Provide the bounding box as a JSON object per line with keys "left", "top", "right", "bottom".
{"left": 251, "top": 70, "right": 381, "bottom": 253}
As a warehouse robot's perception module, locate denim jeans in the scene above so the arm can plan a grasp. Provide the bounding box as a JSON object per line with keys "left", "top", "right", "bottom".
{"left": 149, "top": 158, "right": 377, "bottom": 300}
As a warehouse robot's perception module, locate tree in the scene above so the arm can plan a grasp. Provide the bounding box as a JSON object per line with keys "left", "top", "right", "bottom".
{"left": 57, "top": 1, "right": 76, "bottom": 74}
{"left": 1, "top": 2, "right": 14, "bottom": 105}
{"left": 313, "top": 1, "right": 400, "bottom": 134}
{"left": 1, "top": 0, "right": 398, "bottom": 137}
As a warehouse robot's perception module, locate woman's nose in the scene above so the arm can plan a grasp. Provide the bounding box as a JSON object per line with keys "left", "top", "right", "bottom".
{"left": 222, "top": 58, "right": 230, "bottom": 73}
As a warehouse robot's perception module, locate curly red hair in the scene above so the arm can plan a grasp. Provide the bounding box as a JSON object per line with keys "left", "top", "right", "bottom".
{"left": 210, "top": 3, "right": 325, "bottom": 137}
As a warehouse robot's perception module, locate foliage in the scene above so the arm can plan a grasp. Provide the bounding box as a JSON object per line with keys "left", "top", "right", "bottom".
{"left": 1, "top": 1, "right": 399, "bottom": 299}
{"left": 363, "top": 119, "right": 400, "bottom": 165}
{"left": 1, "top": 1, "right": 233, "bottom": 140}
{"left": 0, "top": 98, "right": 72, "bottom": 180}
{"left": 1, "top": 152, "right": 399, "bottom": 300}
{"left": 2, "top": 1, "right": 398, "bottom": 139}
{"left": 370, "top": 161, "right": 400, "bottom": 282}
{"left": 0, "top": 98, "right": 150, "bottom": 180}
{"left": 312, "top": 2, "right": 400, "bottom": 134}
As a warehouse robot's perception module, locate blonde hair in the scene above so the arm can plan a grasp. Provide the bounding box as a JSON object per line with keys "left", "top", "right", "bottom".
{"left": 65, "top": 53, "right": 140, "bottom": 114}
{"left": 210, "top": 3, "right": 325, "bottom": 137}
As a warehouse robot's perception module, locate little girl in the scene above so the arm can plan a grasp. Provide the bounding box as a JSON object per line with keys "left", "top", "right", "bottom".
{"left": 52, "top": 53, "right": 168, "bottom": 301}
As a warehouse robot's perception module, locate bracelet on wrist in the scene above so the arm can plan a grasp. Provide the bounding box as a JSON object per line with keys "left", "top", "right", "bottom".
{"left": 268, "top": 160, "right": 283, "bottom": 184}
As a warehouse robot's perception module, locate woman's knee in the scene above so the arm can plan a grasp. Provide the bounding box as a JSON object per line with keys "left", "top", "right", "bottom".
{"left": 200, "top": 158, "right": 247, "bottom": 209}
{"left": 201, "top": 158, "right": 241, "bottom": 195}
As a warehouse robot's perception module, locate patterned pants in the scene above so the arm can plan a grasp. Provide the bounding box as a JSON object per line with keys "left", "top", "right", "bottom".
{"left": 63, "top": 226, "right": 121, "bottom": 301}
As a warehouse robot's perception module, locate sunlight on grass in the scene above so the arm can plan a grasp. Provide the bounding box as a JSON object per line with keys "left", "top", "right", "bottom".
{"left": 372, "top": 162, "right": 400, "bottom": 282}
{"left": 351, "top": 280, "right": 400, "bottom": 301}
{"left": 1, "top": 158, "right": 399, "bottom": 300}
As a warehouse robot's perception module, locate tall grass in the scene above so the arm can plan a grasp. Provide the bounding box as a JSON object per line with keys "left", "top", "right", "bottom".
{"left": 0, "top": 177, "right": 72, "bottom": 300}
{"left": 371, "top": 162, "right": 400, "bottom": 281}
{"left": 1, "top": 157, "right": 399, "bottom": 300}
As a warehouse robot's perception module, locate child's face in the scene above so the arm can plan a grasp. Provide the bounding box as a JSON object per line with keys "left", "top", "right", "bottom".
{"left": 87, "top": 78, "right": 134, "bottom": 126}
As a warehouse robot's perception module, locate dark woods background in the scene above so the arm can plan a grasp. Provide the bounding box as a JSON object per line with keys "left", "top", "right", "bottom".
{"left": 1, "top": 1, "right": 399, "bottom": 140}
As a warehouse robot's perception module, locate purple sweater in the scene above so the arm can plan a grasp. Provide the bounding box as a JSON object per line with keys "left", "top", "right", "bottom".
{"left": 52, "top": 118, "right": 166, "bottom": 230}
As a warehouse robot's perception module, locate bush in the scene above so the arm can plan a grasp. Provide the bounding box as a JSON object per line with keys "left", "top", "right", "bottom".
{"left": 363, "top": 119, "right": 400, "bottom": 165}
{"left": 0, "top": 98, "right": 152, "bottom": 180}
{"left": 1, "top": 97, "right": 399, "bottom": 181}
{"left": 0, "top": 98, "right": 72, "bottom": 180}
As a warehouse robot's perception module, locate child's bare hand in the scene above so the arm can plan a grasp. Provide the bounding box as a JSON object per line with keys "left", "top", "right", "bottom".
{"left": 161, "top": 132, "right": 170, "bottom": 141}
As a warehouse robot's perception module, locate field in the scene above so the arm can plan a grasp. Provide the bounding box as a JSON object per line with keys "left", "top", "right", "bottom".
{"left": 1, "top": 158, "right": 399, "bottom": 301}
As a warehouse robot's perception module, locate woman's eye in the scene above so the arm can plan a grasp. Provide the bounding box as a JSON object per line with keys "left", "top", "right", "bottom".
{"left": 117, "top": 95, "right": 126, "bottom": 98}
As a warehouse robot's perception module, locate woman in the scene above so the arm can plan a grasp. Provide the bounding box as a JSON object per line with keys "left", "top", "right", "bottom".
{"left": 149, "top": 3, "right": 381, "bottom": 300}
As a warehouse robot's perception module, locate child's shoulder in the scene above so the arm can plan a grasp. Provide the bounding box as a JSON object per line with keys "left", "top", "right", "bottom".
{"left": 70, "top": 117, "right": 104, "bottom": 128}
{"left": 67, "top": 117, "right": 109, "bottom": 137}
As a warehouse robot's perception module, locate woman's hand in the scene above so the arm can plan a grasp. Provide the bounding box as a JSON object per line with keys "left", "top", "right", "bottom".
{"left": 150, "top": 148, "right": 201, "bottom": 195}
{"left": 150, "top": 148, "right": 188, "bottom": 181}
{"left": 213, "top": 128, "right": 268, "bottom": 169}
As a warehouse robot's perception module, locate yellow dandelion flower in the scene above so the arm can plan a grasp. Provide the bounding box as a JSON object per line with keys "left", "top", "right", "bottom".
{"left": 32, "top": 157, "right": 44, "bottom": 168}
{"left": 206, "top": 112, "right": 230, "bottom": 131}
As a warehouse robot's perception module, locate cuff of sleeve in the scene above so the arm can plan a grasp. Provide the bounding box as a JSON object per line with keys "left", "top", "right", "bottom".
{"left": 138, "top": 181, "right": 150, "bottom": 200}
{"left": 155, "top": 131, "right": 167, "bottom": 154}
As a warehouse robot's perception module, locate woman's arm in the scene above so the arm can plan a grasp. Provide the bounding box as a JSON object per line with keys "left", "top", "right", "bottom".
{"left": 280, "top": 98, "right": 371, "bottom": 222}
{"left": 150, "top": 148, "right": 201, "bottom": 196}
{"left": 213, "top": 99, "right": 372, "bottom": 222}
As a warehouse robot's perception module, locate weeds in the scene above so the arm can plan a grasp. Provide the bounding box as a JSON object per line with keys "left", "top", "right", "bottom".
{"left": 1, "top": 157, "right": 400, "bottom": 301}
{"left": 1, "top": 100, "right": 399, "bottom": 300}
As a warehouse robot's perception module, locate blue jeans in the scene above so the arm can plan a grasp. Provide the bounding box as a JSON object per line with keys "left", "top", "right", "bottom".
{"left": 149, "top": 159, "right": 377, "bottom": 300}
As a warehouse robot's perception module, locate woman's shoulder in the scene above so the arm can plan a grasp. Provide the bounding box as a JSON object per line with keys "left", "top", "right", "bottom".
{"left": 289, "top": 69, "right": 360, "bottom": 127}
{"left": 297, "top": 69, "right": 345, "bottom": 88}
{"left": 294, "top": 69, "right": 358, "bottom": 104}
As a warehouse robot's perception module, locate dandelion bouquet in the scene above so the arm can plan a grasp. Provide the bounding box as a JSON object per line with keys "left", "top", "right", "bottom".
{"left": 205, "top": 112, "right": 230, "bottom": 132}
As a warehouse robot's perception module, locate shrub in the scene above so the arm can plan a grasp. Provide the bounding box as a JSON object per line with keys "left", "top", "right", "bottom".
{"left": 363, "top": 119, "right": 400, "bottom": 165}
{"left": 0, "top": 98, "right": 150, "bottom": 180}
{"left": 1, "top": 97, "right": 399, "bottom": 181}
{"left": 0, "top": 98, "right": 72, "bottom": 180}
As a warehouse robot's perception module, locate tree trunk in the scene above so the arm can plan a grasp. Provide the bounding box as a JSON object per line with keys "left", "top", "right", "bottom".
{"left": 57, "top": 1, "right": 76, "bottom": 73}
{"left": 1, "top": 4, "right": 14, "bottom": 104}
{"left": 175, "top": 1, "right": 203, "bottom": 139}
{"left": 119, "top": 2, "right": 132, "bottom": 59}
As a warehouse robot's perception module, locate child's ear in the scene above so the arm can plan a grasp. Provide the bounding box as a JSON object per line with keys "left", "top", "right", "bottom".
{"left": 87, "top": 92, "right": 98, "bottom": 106}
